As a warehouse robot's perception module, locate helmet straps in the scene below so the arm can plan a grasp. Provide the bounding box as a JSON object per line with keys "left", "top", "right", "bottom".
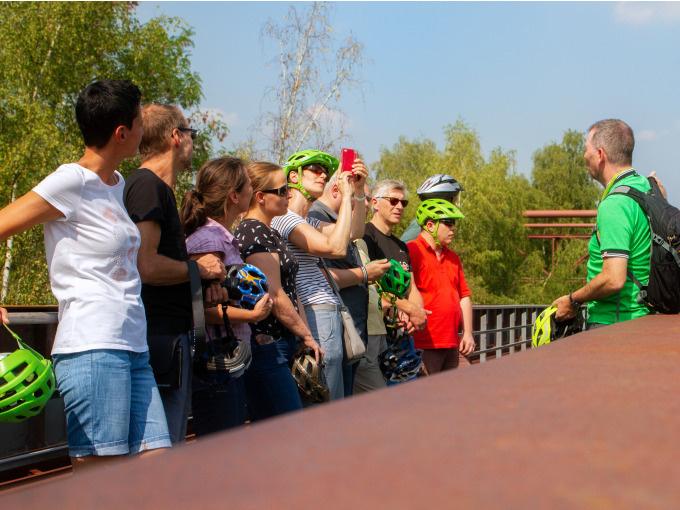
{"left": 288, "top": 181, "right": 315, "bottom": 202}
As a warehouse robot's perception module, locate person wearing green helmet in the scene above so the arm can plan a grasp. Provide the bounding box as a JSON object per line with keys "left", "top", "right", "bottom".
{"left": 272, "top": 149, "right": 370, "bottom": 401}
{"left": 401, "top": 173, "right": 464, "bottom": 243}
{"left": 406, "top": 198, "right": 475, "bottom": 374}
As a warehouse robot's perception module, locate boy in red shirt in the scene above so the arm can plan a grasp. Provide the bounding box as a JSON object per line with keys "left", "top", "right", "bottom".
{"left": 407, "top": 199, "right": 475, "bottom": 374}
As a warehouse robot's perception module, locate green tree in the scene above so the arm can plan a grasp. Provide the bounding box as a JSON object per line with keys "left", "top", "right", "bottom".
{"left": 0, "top": 2, "right": 212, "bottom": 304}
{"left": 531, "top": 130, "right": 599, "bottom": 210}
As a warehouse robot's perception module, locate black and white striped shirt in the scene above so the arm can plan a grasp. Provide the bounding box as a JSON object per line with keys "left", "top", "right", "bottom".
{"left": 271, "top": 210, "right": 340, "bottom": 307}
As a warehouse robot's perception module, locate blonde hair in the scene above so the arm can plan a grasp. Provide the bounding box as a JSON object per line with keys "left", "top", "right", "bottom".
{"left": 139, "top": 104, "right": 186, "bottom": 160}
{"left": 246, "top": 161, "right": 283, "bottom": 206}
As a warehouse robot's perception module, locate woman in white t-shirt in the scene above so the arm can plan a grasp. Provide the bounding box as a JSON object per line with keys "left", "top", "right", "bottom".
{"left": 0, "top": 80, "right": 170, "bottom": 467}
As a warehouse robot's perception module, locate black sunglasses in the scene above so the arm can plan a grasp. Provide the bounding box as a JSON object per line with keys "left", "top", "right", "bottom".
{"left": 377, "top": 196, "right": 409, "bottom": 208}
{"left": 177, "top": 126, "right": 198, "bottom": 140}
{"left": 261, "top": 184, "right": 289, "bottom": 197}
{"left": 439, "top": 218, "right": 457, "bottom": 227}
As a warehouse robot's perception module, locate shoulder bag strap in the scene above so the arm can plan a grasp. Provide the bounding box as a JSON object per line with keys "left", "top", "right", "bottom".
{"left": 187, "top": 260, "right": 206, "bottom": 343}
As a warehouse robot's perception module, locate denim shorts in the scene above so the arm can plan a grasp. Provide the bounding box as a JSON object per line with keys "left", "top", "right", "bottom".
{"left": 53, "top": 349, "right": 172, "bottom": 457}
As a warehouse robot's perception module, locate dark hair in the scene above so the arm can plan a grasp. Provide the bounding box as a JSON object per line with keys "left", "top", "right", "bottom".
{"left": 180, "top": 156, "right": 249, "bottom": 237}
{"left": 588, "top": 119, "right": 635, "bottom": 166}
{"left": 75, "top": 80, "right": 142, "bottom": 149}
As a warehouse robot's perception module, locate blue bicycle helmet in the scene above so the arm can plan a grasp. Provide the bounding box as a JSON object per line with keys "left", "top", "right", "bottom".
{"left": 223, "top": 264, "right": 268, "bottom": 309}
{"left": 378, "top": 335, "right": 423, "bottom": 383}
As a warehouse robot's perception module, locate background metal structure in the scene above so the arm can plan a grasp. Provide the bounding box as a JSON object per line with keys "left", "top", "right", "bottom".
{"left": 2, "top": 314, "right": 679, "bottom": 508}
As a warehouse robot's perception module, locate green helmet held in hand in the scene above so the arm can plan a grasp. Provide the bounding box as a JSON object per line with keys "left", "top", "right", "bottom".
{"left": 377, "top": 259, "right": 412, "bottom": 299}
{"left": 282, "top": 150, "right": 340, "bottom": 201}
{"left": 0, "top": 324, "right": 56, "bottom": 423}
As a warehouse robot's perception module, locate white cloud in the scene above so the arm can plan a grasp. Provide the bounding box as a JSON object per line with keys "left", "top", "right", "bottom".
{"left": 614, "top": 2, "right": 680, "bottom": 26}
{"left": 637, "top": 129, "right": 658, "bottom": 141}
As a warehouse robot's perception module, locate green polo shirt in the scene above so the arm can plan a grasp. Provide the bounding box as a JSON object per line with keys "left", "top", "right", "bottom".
{"left": 586, "top": 169, "right": 651, "bottom": 325}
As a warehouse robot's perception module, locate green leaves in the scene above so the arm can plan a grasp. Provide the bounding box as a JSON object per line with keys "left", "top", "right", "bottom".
{"left": 374, "top": 120, "right": 596, "bottom": 304}
{"left": 0, "top": 2, "right": 206, "bottom": 304}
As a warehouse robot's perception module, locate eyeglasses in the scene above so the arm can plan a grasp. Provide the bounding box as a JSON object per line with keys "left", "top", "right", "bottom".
{"left": 439, "top": 218, "right": 457, "bottom": 227}
{"left": 261, "top": 184, "right": 289, "bottom": 197}
{"left": 302, "top": 164, "right": 329, "bottom": 177}
{"left": 376, "top": 196, "right": 409, "bottom": 208}
{"left": 177, "top": 127, "right": 198, "bottom": 140}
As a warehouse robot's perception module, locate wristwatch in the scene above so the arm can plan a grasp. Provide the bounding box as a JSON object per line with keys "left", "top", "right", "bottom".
{"left": 569, "top": 292, "right": 582, "bottom": 310}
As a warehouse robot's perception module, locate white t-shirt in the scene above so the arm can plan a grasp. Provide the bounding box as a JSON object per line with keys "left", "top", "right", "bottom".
{"left": 33, "top": 163, "right": 147, "bottom": 354}
{"left": 271, "top": 210, "right": 340, "bottom": 307}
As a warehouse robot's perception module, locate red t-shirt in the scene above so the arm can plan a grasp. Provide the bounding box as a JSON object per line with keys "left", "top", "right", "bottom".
{"left": 407, "top": 234, "right": 471, "bottom": 349}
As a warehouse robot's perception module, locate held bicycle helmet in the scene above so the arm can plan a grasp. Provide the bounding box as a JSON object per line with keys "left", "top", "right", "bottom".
{"left": 379, "top": 335, "right": 423, "bottom": 384}
{"left": 223, "top": 264, "right": 268, "bottom": 310}
{"left": 416, "top": 174, "right": 464, "bottom": 200}
{"left": 531, "top": 305, "right": 585, "bottom": 348}
{"left": 0, "top": 324, "right": 56, "bottom": 423}
{"left": 291, "top": 350, "right": 330, "bottom": 403}
{"left": 377, "top": 259, "right": 411, "bottom": 299}
{"left": 282, "top": 150, "right": 340, "bottom": 201}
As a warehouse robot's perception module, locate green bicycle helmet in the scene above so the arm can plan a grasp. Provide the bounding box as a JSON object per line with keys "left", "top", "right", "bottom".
{"left": 416, "top": 198, "right": 464, "bottom": 227}
{"left": 531, "top": 305, "right": 584, "bottom": 348}
{"left": 0, "top": 324, "right": 56, "bottom": 423}
{"left": 282, "top": 150, "right": 340, "bottom": 201}
{"left": 377, "top": 259, "right": 412, "bottom": 299}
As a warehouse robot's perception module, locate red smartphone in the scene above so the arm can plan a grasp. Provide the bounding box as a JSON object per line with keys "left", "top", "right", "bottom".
{"left": 340, "top": 148, "right": 356, "bottom": 173}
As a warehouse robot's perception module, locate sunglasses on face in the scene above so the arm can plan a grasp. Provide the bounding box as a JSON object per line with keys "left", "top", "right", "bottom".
{"left": 376, "top": 196, "right": 409, "bottom": 208}
{"left": 261, "top": 184, "right": 289, "bottom": 197}
{"left": 303, "top": 165, "right": 329, "bottom": 177}
{"left": 439, "top": 218, "right": 457, "bottom": 227}
{"left": 177, "top": 126, "right": 198, "bottom": 140}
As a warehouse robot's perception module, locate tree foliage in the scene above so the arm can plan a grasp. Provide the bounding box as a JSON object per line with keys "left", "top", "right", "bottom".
{"left": 374, "top": 120, "right": 598, "bottom": 304}
{"left": 257, "top": 2, "right": 364, "bottom": 163}
{"left": 0, "top": 2, "right": 211, "bottom": 304}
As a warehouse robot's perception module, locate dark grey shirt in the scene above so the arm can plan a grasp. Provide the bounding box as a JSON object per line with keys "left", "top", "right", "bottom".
{"left": 308, "top": 200, "right": 368, "bottom": 343}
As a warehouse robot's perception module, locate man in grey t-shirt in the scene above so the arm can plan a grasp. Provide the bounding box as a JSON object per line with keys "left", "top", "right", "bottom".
{"left": 308, "top": 174, "right": 390, "bottom": 395}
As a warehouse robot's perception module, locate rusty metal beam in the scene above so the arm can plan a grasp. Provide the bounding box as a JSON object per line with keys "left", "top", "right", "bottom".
{"left": 4, "top": 315, "right": 680, "bottom": 508}
{"left": 523, "top": 210, "right": 597, "bottom": 218}
{"left": 524, "top": 223, "right": 595, "bottom": 229}
{"left": 528, "top": 234, "right": 591, "bottom": 239}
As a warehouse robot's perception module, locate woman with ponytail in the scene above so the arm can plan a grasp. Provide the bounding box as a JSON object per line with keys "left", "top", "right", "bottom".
{"left": 180, "top": 156, "right": 273, "bottom": 435}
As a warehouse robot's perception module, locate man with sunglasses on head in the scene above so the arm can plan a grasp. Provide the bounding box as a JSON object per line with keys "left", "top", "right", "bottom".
{"left": 407, "top": 199, "right": 475, "bottom": 374}
{"left": 364, "top": 179, "right": 429, "bottom": 333}
{"left": 124, "top": 104, "right": 227, "bottom": 444}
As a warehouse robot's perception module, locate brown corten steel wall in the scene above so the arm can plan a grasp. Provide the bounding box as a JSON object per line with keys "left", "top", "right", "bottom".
{"left": 4, "top": 314, "right": 680, "bottom": 508}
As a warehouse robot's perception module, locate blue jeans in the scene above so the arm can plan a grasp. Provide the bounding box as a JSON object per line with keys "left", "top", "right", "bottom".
{"left": 192, "top": 372, "right": 247, "bottom": 436}
{"left": 305, "top": 304, "right": 344, "bottom": 401}
{"left": 245, "top": 334, "right": 302, "bottom": 421}
{"left": 53, "top": 349, "right": 171, "bottom": 457}
{"left": 149, "top": 332, "right": 192, "bottom": 444}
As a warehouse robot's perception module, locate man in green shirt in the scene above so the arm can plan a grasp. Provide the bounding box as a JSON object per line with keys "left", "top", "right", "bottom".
{"left": 554, "top": 119, "right": 652, "bottom": 328}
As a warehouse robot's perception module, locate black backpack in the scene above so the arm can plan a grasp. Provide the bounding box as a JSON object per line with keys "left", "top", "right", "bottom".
{"left": 610, "top": 177, "right": 680, "bottom": 314}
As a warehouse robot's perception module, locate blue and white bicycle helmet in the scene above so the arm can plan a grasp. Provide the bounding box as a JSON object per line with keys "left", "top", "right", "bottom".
{"left": 224, "top": 264, "right": 268, "bottom": 309}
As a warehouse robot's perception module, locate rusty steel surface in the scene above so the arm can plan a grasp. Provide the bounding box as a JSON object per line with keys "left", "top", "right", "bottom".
{"left": 3, "top": 314, "right": 680, "bottom": 508}
{"left": 523, "top": 210, "right": 597, "bottom": 218}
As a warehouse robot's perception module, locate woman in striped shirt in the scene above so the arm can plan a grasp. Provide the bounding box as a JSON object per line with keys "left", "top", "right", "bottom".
{"left": 271, "top": 150, "right": 368, "bottom": 401}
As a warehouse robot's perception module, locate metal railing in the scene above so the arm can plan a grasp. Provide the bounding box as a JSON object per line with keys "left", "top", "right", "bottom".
{"left": 0, "top": 304, "right": 550, "bottom": 482}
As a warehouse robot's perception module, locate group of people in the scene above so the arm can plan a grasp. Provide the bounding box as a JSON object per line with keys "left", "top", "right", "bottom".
{"left": 0, "top": 79, "right": 659, "bottom": 468}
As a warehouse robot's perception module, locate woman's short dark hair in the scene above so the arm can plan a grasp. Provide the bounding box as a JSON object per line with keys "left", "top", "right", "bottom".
{"left": 75, "top": 80, "right": 142, "bottom": 149}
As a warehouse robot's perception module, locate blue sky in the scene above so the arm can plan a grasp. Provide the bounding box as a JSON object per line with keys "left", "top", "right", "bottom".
{"left": 137, "top": 2, "right": 680, "bottom": 201}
